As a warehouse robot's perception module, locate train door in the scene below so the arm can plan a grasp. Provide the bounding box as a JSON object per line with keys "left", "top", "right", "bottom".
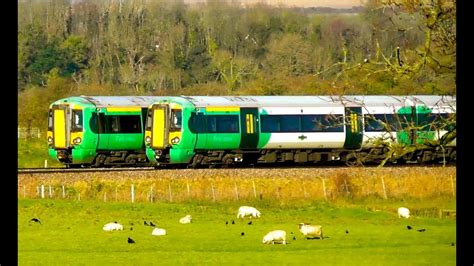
{"left": 52, "top": 105, "right": 69, "bottom": 148}
{"left": 151, "top": 104, "right": 169, "bottom": 149}
{"left": 239, "top": 108, "right": 259, "bottom": 149}
{"left": 343, "top": 107, "right": 363, "bottom": 149}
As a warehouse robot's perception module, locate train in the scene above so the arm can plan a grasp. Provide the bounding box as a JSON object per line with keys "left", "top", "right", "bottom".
{"left": 48, "top": 95, "right": 456, "bottom": 168}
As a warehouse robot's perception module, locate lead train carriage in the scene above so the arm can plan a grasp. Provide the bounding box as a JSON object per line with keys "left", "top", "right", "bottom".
{"left": 48, "top": 96, "right": 164, "bottom": 167}
{"left": 144, "top": 95, "right": 456, "bottom": 167}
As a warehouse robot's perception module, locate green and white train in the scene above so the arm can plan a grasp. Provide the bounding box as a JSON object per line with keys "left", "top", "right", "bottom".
{"left": 144, "top": 95, "right": 456, "bottom": 167}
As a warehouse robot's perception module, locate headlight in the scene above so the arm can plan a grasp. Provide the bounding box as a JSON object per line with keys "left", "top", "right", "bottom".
{"left": 47, "top": 136, "right": 53, "bottom": 144}
{"left": 171, "top": 137, "right": 180, "bottom": 144}
{"left": 145, "top": 136, "right": 151, "bottom": 144}
{"left": 73, "top": 137, "right": 82, "bottom": 144}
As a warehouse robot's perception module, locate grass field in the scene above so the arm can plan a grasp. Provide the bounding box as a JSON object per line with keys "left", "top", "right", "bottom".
{"left": 18, "top": 198, "right": 456, "bottom": 265}
{"left": 18, "top": 138, "right": 62, "bottom": 168}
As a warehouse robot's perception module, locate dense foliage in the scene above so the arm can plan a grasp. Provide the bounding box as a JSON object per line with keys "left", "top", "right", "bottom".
{"left": 18, "top": 0, "right": 455, "bottom": 131}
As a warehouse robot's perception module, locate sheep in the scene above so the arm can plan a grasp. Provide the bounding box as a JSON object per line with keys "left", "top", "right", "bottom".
{"left": 262, "top": 230, "right": 287, "bottom": 245}
{"left": 103, "top": 222, "right": 124, "bottom": 231}
{"left": 398, "top": 207, "right": 410, "bottom": 218}
{"left": 237, "top": 206, "right": 261, "bottom": 219}
{"left": 298, "top": 223, "right": 323, "bottom": 239}
{"left": 179, "top": 215, "right": 192, "bottom": 224}
{"left": 151, "top": 228, "right": 167, "bottom": 236}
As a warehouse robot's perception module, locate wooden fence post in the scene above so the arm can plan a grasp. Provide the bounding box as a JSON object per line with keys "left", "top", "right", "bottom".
{"left": 131, "top": 184, "right": 135, "bottom": 203}
{"left": 168, "top": 183, "right": 172, "bottom": 202}
{"left": 252, "top": 180, "right": 257, "bottom": 198}
{"left": 234, "top": 182, "right": 239, "bottom": 200}
{"left": 211, "top": 183, "right": 216, "bottom": 202}
{"left": 321, "top": 178, "right": 327, "bottom": 201}
{"left": 62, "top": 185, "right": 65, "bottom": 198}
{"left": 187, "top": 182, "right": 190, "bottom": 199}
{"left": 104, "top": 192, "right": 107, "bottom": 202}
{"left": 49, "top": 185, "right": 52, "bottom": 198}
{"left": 41, "top": 185, "right": 45, "bottom": 199}
{"left": 380, "top": 176, "right": 388, "bottom": 199}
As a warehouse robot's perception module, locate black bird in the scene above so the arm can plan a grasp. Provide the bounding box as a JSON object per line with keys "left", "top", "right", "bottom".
{"left": 114, "top": 221, "right": 118, "bottom": 223}
{"left": 130, "top": 227, "right": 133, "bottom": 231}
{"left": 130, "top": 223, "right": 134, "bottom": 226}
{"left": 247, "top": 221, "right": 252, "bottom": 225}
{"left": 407, "top": 225, "right": 412, "bottom": 230}
{"left": 451, "top": 242, "right": 455, "bottom": 246}
{"left": 150, "top": 222, "right": 156, "bottom": 227}
{"left": 417, "top": 228, "right": 426, "bottom": 232}
{"left": 232, "top": 220, "right": 235, "bottom": 224}
{"left": 128, "top": 237, "right": 135, "bottom": 244}
{"left": 144, "top": 221, "right": 149, "bottom": 226}
{"left": 293, "top": 236, "right": 296, "bottom": 240}
{"left": 346, "top": 230, "right": 349, "bottom": 234}
{"left": 241, "top": 232, "right": 245, "bottom": 236}
{"left": 226, "top": 221, "right": 229, "bottom": 225}
{"left": 30, "top": 218, "right": 41, "bottom": 224}
{"left": 290, "top": 232, "right": 294, "bottom": 235}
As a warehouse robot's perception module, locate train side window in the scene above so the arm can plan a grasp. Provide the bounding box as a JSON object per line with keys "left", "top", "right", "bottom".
{"left": 261, "top": 115, "right": 281, "bottom": 133}
{"left": 145, "top": 110, "right": 152, "bottom": 130}
{"left": 71, "top": 110, "right": 83, "bottom": 132}
{"left": 170, "top": 109, "right": 182, "bottom": 131}
{"left": 48, "top": 110, "right": 53, "bottom": 131}
{"left": 117, "top": 115, "right": 141, "bottom": 133}
{"left": 216, "top": 115, "right": 239, "bottom": 133}
{"left": 364, "top": 115, "right": 384, "bottom": 132}
{"left": 280, "top": 116, "right": 300, "bottom": 132}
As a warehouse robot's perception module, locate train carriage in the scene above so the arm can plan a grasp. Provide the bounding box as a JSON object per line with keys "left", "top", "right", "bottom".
{"left": 144, "top": 95, "right": 456, "bottom": 167}
{"left": 48, "top": 96, "right": 164, "bottom": 167}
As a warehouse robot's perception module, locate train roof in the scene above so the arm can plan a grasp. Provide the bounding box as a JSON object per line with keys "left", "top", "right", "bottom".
{"left": 80, "top": 96, "right": 165, "bottom": 107}
{"left": 179, "top": 95, "right": 455, "bottom": 108}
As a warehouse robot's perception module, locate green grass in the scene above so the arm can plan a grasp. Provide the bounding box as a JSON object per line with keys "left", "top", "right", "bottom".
{"left": 18, "top": 138, "right": 62, "bottom": 168}
{"left": 18, "top": 199, "right": 456, "bottom": 265}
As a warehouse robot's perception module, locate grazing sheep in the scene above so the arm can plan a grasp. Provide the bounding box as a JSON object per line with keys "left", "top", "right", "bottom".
{"left": 151, "top": 228, "right": 167, "bottom": 236}
{"left": 179, "top": 215, "right": 192, "bottom": 224}
{"left": 103, "top": 222, "right": 124, "bottom": 231}
{"left": 237, "top": 206, "right": 261, "bottom": 219}
{"left": 398, "top": 207, "right": 410, "bottom": 218}
{"left": 262, "top": 230, "right": 287, "bottom": 245}
{"left": 298, "top": 223, "right": 323, "bottom": 239}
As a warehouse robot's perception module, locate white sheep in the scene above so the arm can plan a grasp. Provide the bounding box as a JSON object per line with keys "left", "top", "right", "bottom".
{"left": 398, "top": 207, "right": 410, "bottom": 218}
{"left": 237, "top": 206, "right": 261, "bottom": 219}
{"left": 262, "top": 230, "right": 287, "bottom": 245}
{"left": 298, "top": 223, "right": 323, "bottom": 239}
{"left": 179, "top": 214, "right": 192, "bottom": 224}
{"left": 102, "top": 222, "right": 123, "bottom": 231}
{"left": 151, "top": 228, "right": 167, "bottom": 236}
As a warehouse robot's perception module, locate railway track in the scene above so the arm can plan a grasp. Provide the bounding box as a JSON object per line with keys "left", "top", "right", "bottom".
{"left": 18, "top": 162, "right": 453, "bottom": 174}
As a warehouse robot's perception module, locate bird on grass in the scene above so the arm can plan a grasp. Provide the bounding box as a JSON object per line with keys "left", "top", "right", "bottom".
{"left": 293, "top": 236, "right": 296, "bottom": 240}
{"left": 241, "top": 232, "right": 245, "bottom": 236}
{"left": 417, "top": 228, "right": 426, "bottom": 232}
{"left": 150, "top": 222, "right": 156, "bottom": 227}
{"left": 226, "top": 221, "right": 228, "bottom": 225}
{"left": 407, "top": 225, "right": 412, "bottom": 230}
{"left": 247, "top": 221, "right": 252, "bottom": 225}
{"left": 30, "top": 218, "right": 41, "bottom": 224}
{"left": 144, "top": 221, "right": 149, "bottom": 226}
{"left": 130, "top": 227, "right": 133, "bottom": 231}
{"left": 128, "top": 237, "right": 135, "bottom": 244}
{"left": 346, "top": 230, "right": 349, "bottom": 234}
{"left": 451, "top": 243, "right": 455, "bottom": 246}
{"left": 232, "top": 220, "right": 235, "bottom": 225}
